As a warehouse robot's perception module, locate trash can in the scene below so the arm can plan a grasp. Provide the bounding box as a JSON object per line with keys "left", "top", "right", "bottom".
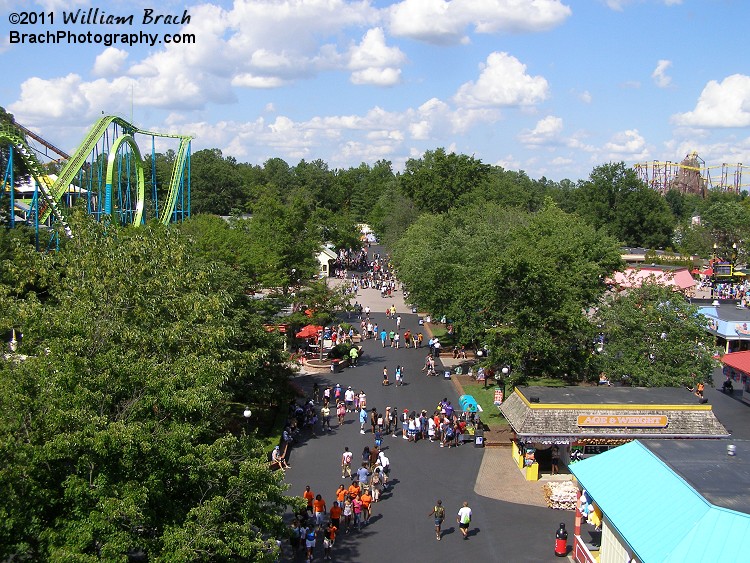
{"left": 330, "top": 359, "right": 342, "bottom": 373}
{"left": 474, "top": 426, "right": 485, "bottom": 448}
{"left": 443, "top": 370, "right": 451, "bottom": 379}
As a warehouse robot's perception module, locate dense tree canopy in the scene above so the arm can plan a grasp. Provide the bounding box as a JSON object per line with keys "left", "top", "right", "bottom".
{"left": 593, "top": 283, "right": 717, "bottom": 387}
{"left": 0, "top": 214, "right": 299, "bottom": 561}
{"left": 398, "top": 148, "right": 491, "bottom": 214}
{"left": 393, "top": 199, "right": 624, "bottom": 381}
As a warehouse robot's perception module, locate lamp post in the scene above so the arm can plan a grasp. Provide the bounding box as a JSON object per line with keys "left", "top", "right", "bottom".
{"left": 711, "top": 242, "right": 718, "bottom": 299}
{"left": 243, "top": 407, "right": 252, "bottom": 433}
{"left": 501, "top": 365, "right": 510, "bottom": 398}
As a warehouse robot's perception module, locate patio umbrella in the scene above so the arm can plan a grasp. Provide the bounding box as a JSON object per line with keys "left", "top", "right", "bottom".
{"left": 295, "top": 324, "right": 323, "bottom": 339}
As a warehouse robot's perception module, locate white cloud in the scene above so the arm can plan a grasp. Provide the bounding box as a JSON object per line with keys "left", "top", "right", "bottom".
{"left": 551, "top": 156, "right": 573, "bottom": 166}
{"left": 601, "top": 129, "right": 649, "bottom": 161}
{"left": 453, "top": 52, "right": 549, "bottom": 108}
{"left": 518, "top": 115, "right": 564, "bottom": 146}
{"left": 92, "top": 48, "right": 129, "bottom": 77}
{"left": 495, "top": 154, "right": 521, "bottom": 170}
{"left": 578, "top": 90, "right": 592, "bottom": 104}
{"left": 652, "top": 59, "right": 672, "bottom": 88}
{"left": 348, "top": 28, "right": 406, "bottom": 86}
{"left": 351, "top": 68, "right": 402, "bottom": 86}
{"left": 667, "top": 137, "right": 750, "bottom": 171}
{"left": 9, "top": 74, "right": 90, "bottom": 123}
{"left": 604, "top": 0, "right": 681, "bottom": 10}
{"left": 388, "top": 0, "right": 571, "bottom": 44}
{"left": 32, "top": 0, "right": 86, "bottom": 11}
{"left": 672, "top": 74, "right": 750, "bottom": 128}
{"left": 232, "top": 74, "right": 288, "bottom": 88}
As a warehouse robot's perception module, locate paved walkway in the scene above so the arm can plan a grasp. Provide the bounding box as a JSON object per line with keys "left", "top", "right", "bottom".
{"left": 281, "top": 262, "right": 571, "bottom": 561}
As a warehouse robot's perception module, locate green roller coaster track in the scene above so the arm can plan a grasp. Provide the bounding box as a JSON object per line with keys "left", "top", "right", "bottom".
{"left": 0, "top": 123, "right": 72, "bottom": 237}
{"left": 1, "top": 116, "right": 191, "bottom": 237}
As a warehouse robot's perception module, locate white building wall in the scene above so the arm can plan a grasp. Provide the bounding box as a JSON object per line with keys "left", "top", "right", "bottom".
{"left": 600, "top": 519, "right": 638, "bottom": 563}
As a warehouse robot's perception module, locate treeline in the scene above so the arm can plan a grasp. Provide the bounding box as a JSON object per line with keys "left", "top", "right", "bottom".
{"left": 168, "top": 147, "right": 750, "bottom": 262}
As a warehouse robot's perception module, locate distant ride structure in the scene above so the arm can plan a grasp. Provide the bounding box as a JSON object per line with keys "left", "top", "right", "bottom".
{"left": 634, "top": 152, "right": 749, "bottom": 197}
{"left": 1, "top": 116, "right": 191, "bottom": 246}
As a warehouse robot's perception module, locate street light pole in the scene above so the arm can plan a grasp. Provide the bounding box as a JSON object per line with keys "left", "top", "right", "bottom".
{"left": 243, "top": 407, "right": 252, "bottom": 433}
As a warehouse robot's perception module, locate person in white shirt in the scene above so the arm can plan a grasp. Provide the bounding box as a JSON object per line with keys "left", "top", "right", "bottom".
{"left": 457, "top": 501, "right": 472, "bottom": 539}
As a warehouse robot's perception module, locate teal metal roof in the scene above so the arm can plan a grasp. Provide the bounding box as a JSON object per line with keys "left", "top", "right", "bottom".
{"left": 571, "top": 441, "right": 750, "bottom": 562}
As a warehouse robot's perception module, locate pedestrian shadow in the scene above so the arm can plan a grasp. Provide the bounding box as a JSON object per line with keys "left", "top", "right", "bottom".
{"left": 442, "top": 526, "right": 456, "bottom": 537}
{"left": 468, "top": 527, "right": 480, "bottom": 538}
{"left": 366, "top": 513, "right": 383, "bottom": 525}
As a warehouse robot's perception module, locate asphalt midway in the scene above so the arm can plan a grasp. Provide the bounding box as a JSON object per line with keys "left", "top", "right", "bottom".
{"left": 280, "top": 269, "right": 569, "bottom": 561}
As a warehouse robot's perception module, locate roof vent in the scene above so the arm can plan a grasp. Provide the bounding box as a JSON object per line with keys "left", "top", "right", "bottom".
{"left": 529, "top": 396, "right": 540, "bottom": 403}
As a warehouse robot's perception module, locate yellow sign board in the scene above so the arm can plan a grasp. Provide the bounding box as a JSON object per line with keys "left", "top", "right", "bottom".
{"left": 577, "top": 415, "right": 668, "bottom": 428}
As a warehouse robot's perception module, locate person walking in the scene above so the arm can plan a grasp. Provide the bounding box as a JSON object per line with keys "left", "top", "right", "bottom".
{"left": 428, "top": 499, "right": 446, "bottom": 540}
{"left": 323, "top": 520, "right": 337, "bottom": 560}
{"left": 360, "top": 488, "right": 373, "bottom": 525}
{"left": 342, "top": 497, "right": 354, "bottom": 534}
{"left": 304, "top": 526, "right": 317, "bottom": 561}
{"left": 457, "top": 501, "right": 472, "bottom": 540}
{"left": 321, "top": 403, "right": 332, "bottom": 432}
{"left": 359, "top": 406, "right": 368, "bottom": 434}
{"left": 341, "top": 446, "right": 353, "bottom": 478}
{"left": 303, "top": 485, "right": 315, "bottom": 515}
{"left": 337, "top": 400, "right": 346, "bottom": 425}
{"left": 313, "top": 494, "right": 327, "bottom": 531}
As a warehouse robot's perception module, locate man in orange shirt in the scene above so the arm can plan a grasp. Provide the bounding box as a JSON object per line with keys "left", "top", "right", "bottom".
{"left": 303, "top": 485, "right": 314, "bottom": 515}
{"left": 348, "top": 481, "right": 361, "bottom": 500}
{"left": 360, "top": 489, "right": 373, "bottom": 525}
{"left": 329, "top": 500, "right": 342, "bottom": 530}
{"left": 335, "top": 484, "right": 347, "bottom": 504}
{"left": 313, "top": 494, "right": 327, "bottom": 530}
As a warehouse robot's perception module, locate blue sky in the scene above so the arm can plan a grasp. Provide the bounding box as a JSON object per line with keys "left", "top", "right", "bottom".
{"left": 2, "top": 0, "right": 750, "bottom": 181}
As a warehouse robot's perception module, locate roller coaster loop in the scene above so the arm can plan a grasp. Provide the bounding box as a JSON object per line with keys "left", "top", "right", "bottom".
{"left": 0, "top": 116, "right": 191, "bottom": 246}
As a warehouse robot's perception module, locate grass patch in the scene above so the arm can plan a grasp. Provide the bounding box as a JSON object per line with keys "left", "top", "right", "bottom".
{"left": 426, "top": 323, "right": 456, "bottom": 347}
{"left": 258, "top": 406, "right": 287, "bottom": 451}
{"left": 460, "top": 380, "right": 509, "bottom": 427}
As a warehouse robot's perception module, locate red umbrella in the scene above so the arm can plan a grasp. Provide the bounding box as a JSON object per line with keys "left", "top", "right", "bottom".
{"left": 702, "top": 268, "right": 713, "bottom": 276}
{"left": 295, "top": 325, "right": 323, "bottom": 339}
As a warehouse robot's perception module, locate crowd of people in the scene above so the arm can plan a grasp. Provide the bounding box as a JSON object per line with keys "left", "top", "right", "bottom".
{"left": 288, "top": 385, "right": 479, "bottom": 560}
{"left": 280, "top": 248, "right": 482, "bottom": 560}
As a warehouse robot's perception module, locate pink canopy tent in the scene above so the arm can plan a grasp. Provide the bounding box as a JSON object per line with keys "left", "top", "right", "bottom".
{"left": 608, "top": 267, "right": 696, "bottom": 291}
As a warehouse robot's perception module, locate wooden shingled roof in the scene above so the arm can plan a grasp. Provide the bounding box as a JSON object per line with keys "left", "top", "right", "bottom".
{"left": 501, "top": 386, "right": 729, "bottom": 441}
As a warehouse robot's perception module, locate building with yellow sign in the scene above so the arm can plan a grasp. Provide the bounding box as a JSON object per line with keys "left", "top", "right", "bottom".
{"left": 500, "top": 386, "right": 728, "bottom": 480}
